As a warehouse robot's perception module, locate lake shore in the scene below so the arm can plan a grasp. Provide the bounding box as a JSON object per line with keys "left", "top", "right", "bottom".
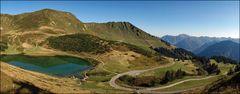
{"left": 0, "top": 62, "right": 90, "bottom": 93}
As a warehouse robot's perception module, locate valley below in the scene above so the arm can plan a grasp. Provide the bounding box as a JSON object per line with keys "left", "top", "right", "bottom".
{"left": 0, "top": 47, "right": 233, "bottom": 93}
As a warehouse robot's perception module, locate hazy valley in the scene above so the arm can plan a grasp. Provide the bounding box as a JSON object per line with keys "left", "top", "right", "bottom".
{"left": 162, "top": 34, "right": 240, "bottom": 62}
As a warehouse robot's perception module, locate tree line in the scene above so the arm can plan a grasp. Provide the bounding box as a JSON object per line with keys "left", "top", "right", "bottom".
{"left": 211, "top": 56, "right": 238, "bottom": 64}
{"left": 118, "top": 69, "right": 187, "bottom": 87}
{"left": 193, "top": 56, "right": 221, "bottom": 75}
{"left": 153, "top": 47, "right": 195, "bottom": 61}
{"left": 47, "top": 34, "right": 111, "bottom": 54}
{"left": 228, "top": 64, "right": 240, "bottom": 75}
{"left": 47, "top": 33, "right": 156, "bottom": 57}
{"left": 160, "top": 69, "right": 187, "bottom": 84}
{"left": 153, "top": 47, "right": 240, "bottom": 75}
{"left": 154, "top": 47, "right": 221, "bottom": 75}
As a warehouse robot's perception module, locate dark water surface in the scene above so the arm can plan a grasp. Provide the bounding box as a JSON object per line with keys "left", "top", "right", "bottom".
{"left": 1, "top": 55, "right": 92, "bottom": 77}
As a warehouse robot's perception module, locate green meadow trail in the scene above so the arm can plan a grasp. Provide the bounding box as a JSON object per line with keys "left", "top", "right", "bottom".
{"left": 109, "top": 60, "right": 217, "bottom": 93}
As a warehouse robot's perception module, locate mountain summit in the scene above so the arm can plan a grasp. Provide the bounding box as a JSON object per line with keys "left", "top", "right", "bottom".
{"left": 1, "top": 8, "right": 85, "bottom": 34}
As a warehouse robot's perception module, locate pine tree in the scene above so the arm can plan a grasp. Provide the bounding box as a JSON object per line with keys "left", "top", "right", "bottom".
{"left": 227, "top": 68, "right": 234, "bottom": 75}
{"left": 234, "top": 64, "right": 240, "bottom": 72}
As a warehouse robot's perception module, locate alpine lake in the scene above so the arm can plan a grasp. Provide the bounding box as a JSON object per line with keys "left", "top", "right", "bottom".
{"left": 1, "top": 54, "right": 93, "bottom": 78}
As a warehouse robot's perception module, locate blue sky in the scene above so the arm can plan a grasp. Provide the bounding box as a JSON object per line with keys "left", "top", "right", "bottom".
{"left": 1, "top": 1, "right": 239, "bottom": 38}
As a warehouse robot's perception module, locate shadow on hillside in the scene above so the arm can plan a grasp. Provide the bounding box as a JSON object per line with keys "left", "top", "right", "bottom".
{"left": 2, "top": 81, "right": 51, "bottom": 94}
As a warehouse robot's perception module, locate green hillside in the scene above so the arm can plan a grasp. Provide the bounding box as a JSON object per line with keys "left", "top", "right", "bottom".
{"left": 0, "top": 9, "right": 172, "bottom": 53}
{"left": 46, "top": 33, "right": 153, "bottom": 56}
{"left": 1, "top": 9, "right": 85, "bottom": 33}
{"left": 84, "top": 22, "right": 172, "bottom": 50}
{"left": 203, "top": 72, "right": 240, "bottom": 94}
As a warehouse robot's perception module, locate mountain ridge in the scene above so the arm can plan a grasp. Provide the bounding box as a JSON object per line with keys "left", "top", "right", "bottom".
{"left": 0, "top": 8, "right": 173, "bottom": 52}
{"left": 198, "top": 40, "right": 240, "bottom": 61}
{"left": 162, "top": 34, "right": 239, "bottom": 52}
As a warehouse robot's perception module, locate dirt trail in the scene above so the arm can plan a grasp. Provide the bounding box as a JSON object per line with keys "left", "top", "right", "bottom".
{"left": 109, "top": 60, "right": 216, "bottom": 93}
{"left": 144, "top": 76, "right": 214, "bottom": 91}
{"left": 109, "top": 60, "right": 175, "bottom": 92}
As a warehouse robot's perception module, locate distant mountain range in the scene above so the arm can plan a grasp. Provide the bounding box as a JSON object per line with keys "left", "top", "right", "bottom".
{"left": 198, "top": 40, "right": 239, "bottom": 62}
{"left": 162, "top": 34, "right": 240, "bottom": 61}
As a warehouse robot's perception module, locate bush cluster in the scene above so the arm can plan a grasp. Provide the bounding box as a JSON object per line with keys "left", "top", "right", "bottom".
{"left": 47, "top": 34, "right": 111, "bottom": 54}
{"left": 211, "top": 56, "right": 238, "bottom": 64}
{"left": 119, "top": 69, "right": 187, "bottom": 87}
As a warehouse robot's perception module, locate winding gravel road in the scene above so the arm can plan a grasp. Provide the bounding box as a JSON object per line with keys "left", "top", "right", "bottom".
{"left": 109, "top": 61, "right": 216, "bottom": 93}
{"left": 109, "top": 61, "right": 175, "bottom": 92}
